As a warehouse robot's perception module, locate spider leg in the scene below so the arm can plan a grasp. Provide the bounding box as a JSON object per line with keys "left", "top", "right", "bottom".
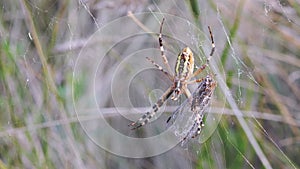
{"left": 187, "top": 74, "right": 216, "bottom": 85}
{"left": 208, "top": 26, "right": 215, "bottom": 56}
{"left": 146, "top": 57, "right": 174, "bottom": 81}
{"left": 158, "top": 18, "right": 174, "bottom": 76}
{"left": 186, "top": 77, "right": 204, "bottom": 85}
{"left": 190, "top": 63, "right": 208, "bottom": 79}
{"left": 182, "top": 86, "right": 192, "bottom": 99}
{"left": 190, "top": 26, "right": 215, "bottom": 79}
{"left": 129, "top": 86, "right": 174, "bottom": 130}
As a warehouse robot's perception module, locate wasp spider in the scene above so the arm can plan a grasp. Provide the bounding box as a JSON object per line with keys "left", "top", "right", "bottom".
{"left": 129, "top": 18, "right": 216, "bottom": 130}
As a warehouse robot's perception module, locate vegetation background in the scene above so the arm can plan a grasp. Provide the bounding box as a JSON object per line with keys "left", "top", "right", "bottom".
{"left": 0, "top": 0, "right": 299, "bottom": 168}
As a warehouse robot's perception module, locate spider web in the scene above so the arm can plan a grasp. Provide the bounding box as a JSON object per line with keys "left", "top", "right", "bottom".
{"left": 1, "top": 0, "right": 299, "bottom": 168}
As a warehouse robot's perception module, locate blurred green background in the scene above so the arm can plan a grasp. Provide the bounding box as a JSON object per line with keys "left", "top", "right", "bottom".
{"left": 0, "top": 0, "right": 299, "bottom": 168}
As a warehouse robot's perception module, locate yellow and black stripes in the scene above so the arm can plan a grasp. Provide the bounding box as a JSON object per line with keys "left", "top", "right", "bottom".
{"left": 171, "top": 47, "right": 195, "bottom": 100}
{"left": 175, "top": 47, "right": 194, "bottom": 78}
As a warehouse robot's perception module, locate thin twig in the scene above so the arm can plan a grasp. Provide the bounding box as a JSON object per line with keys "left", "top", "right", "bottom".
{"left": 1, "top": 106, "right": 300, "bottom": 138}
